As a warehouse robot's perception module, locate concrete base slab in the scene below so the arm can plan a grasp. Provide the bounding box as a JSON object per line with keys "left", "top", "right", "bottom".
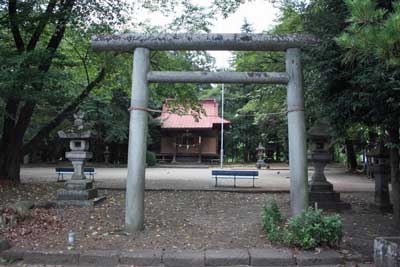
{"left": 65, "top": 179, "right": 94, "bottom": 190}
{"left": 206, "top": 249, "right": 249, "bottom": 266}
{"left": 311, "top": 201, "right": 352, "bottom": 210}
{"left": 309, "top": 191, "right": 351, "bottom": 210}
{"left": 163, "top": 250, "right": 205, "bottom": 267}
{"left": 23, "top": 250, "right": 79, "bottom": 265}
{"left": 55, "top": 196, "right": 106, "bottom": 206}
{"left": 249, "top": 248, "right": 296, "bottom": 266}
{"left": 56, "top": 188, "right": 98, "bottom": 200}
{"left": 296, "top": 250, "right": 343, "bottom": 266}
{"left": 79, "top": 250, "right": 119, "bottom": 266}
{"left": 120, "top": 250, "right": 162, "bottom": 266}
{"left": 0, "top": 248, "right": 26, "bottom": 261}
{"left": 1, "top": 247, "right": 367, "bottom": 267}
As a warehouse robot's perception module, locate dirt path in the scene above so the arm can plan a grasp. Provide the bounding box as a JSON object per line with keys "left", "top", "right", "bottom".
{"left": 0, "top": 184, "right": 396, "bottom": 260}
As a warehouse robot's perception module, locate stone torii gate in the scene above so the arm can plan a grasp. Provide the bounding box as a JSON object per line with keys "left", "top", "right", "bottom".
{"left": 91, "top": 33, "right": 313, "bottom": 232}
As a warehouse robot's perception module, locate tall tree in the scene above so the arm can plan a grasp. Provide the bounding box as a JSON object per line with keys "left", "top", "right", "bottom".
{"left": 0, "top": 0, "right": 236, "bottom": 183}
{"left": 336, "top": 0, "right": 400, "bottom": 223}
{"left": 0, "top": 0, "right": 129, "bottom": 183}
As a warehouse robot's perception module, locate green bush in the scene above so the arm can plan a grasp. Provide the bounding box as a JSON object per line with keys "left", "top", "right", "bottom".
{"left": 261, "top": 200, "right": 284, "bottom": 243}
{"left": 286, "top": 208, "right": 342, "bottom": 249}
{"left": 261, "top": 201, "right": 342, "bottom": 249}
{"left": 146, "top": 151, "right": 157, "bottom": 166}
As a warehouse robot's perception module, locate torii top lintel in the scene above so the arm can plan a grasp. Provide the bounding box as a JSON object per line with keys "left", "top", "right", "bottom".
{"left": 91, "top": 33, "right": 317, "bottom": 52}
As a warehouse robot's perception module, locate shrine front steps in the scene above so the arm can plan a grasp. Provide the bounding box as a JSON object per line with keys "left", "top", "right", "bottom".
{"left": 0, "top": 247, "right": 369, "bottom": 266}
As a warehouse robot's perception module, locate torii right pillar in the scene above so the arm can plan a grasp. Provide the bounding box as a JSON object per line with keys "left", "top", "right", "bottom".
{"left": 286, "top": 48, "right": 309, "bottom": 216}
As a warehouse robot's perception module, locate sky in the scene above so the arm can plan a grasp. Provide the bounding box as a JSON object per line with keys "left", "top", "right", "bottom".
{"left": 132, "top": 0, "right": 279, "bottom": 68}
{"left": 208, "top": 0, "right": 279, "bottom": 68}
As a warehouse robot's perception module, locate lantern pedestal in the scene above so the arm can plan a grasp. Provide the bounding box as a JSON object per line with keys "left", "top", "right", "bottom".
{"left": 308, "top": 123, "right": 351, "bottom": 210}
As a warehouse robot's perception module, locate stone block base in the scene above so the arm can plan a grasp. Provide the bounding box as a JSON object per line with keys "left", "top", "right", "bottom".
{"left": 56, "top": 178, "right": 105, "bottom": 207}
{"left": 79, "top": 250, "right": 119, "bottom": 266}
{"left": 65, "top": 179, "right": 93, "bottom": 190}
{"left": 309, "top": 191, "right": 351, "bottom": 210}
{"left": 56, "top": 188, "right": 98, "bottom": 200}
{"left": 55, "top": 196, "right": 106, "bottom": 207}
{"left": 375, "top": 237, "right": 400, "bottom": 267}
{"left": 205, "top": 249, "right": 249, "bottom": 266}
{"left": 164, "top": 250, "right": 204, "bottom": 267}
{"left": 296, "top": 250, "right": 343, "bottom": 266}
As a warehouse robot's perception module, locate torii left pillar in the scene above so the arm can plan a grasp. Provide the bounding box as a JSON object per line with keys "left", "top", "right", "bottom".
{"left": 125, "top": 48, "right": 150, "bottom": 232}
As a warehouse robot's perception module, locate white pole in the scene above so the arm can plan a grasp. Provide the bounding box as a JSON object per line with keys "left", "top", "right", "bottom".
{"left": 220, "top": 84, "right": 224, "bottom": 169}
{"left": 125, "top": 48, "right": 150, "bottom": 232}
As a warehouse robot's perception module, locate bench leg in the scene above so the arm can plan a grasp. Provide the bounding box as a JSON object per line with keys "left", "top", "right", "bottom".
{"left": 253, "top": 176, "right": 255, "bottom": 188}
{"left": 234, "top": 176, "right": 236, "bottom": 188}
{"left": 57, "top": 173, "right": 64, "bottom": 182}
{"left": 215, "top": 176, "right": 218, "bottom": 187}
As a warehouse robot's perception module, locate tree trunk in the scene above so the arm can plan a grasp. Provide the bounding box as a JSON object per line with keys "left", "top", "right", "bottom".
{"left": 388, "top": 122, "right": 400, "bottom": 224}
{"left": 345, "top": 139, "right": 357, "bottom": 171}
{"left": 0, "top": 98, "right": 20, "bottom": 183}
{"left": 0, "top": 140, "right": 23, "bottom": 184}
{"left": 0, "top": 98, "right": 35, "bottom": 183}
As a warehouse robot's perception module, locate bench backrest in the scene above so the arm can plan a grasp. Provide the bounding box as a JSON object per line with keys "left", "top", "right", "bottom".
{"left": 56, "top": 167, "right": 95, "bottom": 173}
{"left": 212, "top": 170, "right": 258, "bottom": 176}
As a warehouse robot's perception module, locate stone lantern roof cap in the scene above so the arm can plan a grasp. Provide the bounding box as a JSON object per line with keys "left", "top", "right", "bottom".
{"left": 256, "top": 143, "right": 265, "bottom": 151}
{"left": 58, "top": 131, "right": 91, "bottom": 139}
{"left": 57, "top": 111, "right": 92, "bottom": 139}
{"left": 308, "top": 122, "right": 331, "bottom": 140}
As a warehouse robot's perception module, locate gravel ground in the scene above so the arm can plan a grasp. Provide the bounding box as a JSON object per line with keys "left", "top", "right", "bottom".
{"left": 0, "top": 183, "right": 398, "bottom": 259}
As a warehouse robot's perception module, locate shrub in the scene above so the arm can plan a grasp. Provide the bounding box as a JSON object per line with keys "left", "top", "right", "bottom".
{"left": 146, "top": 151, "right": 157, "bottom": 166}
{"left": 261, "top": 200, "right": 284, "bottom": 242}
{"left": 286, "top": 208, "right": 342, "bottom": 249}
{"left": 261, "top": 201, "right": 342, "bottom": 249}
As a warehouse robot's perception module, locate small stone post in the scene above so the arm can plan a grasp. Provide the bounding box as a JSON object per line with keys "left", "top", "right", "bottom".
{"left": 198, "top": 136, "right": 202, "bottom": 163}
{"left": 125, "top": 48, "right": 150, "bottom": 232}
{"left": 104, "top": 146, "right": 110, "bottom": 164}
{"left": 374, "top": 237, "right": 400, "bottom": 267}
{"left": 368, "top": 142, "right": 392, "bottom": 212}
{"left": 285, "top": 48, "right": 308, "bottom": 216}
{"left": 256, "top": 143, "right": 266, "bottom": 169}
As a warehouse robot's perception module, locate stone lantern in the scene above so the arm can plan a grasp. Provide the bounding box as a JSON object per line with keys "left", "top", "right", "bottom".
{"left": 56, "top": 111, "right": 105, "bottom": 206}
{"left": 367, "top": 142, "right": 392, "bottom": 212}
{"left": 104, "top": 146, "right": 111, "bottom": 165}
{"left": 308, "top": 122, "right": 350, "bottom": 210}
{"left": 256, "top": 143, "right": 267, "bottom": 169}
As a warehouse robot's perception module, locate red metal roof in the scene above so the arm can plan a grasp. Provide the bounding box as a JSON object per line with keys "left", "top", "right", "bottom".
{"left": 158, "top": 99, "right": 230, "bottom": 129}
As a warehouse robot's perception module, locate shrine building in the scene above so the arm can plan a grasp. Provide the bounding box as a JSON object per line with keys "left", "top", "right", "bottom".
{"left": 157, "top": 99, "right": 230, "bottom": 163}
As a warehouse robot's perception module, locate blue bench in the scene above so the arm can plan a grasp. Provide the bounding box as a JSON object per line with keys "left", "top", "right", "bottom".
{"left": 211, "top": 170, "right": 259, "bottom": 188}
{"left": 55, "top": 167, "right": 96, "bottom": 182}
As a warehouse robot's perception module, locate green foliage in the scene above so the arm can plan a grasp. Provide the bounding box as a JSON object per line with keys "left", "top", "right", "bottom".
{"left": 286, "top": 208, "right": 342, "bottom": 249}
{"left": 146, "top": 151, "right": 157, "bottom": 166}
{"left": 337, "top": 0, "right": 400, "bottom": 66}
{"left": 261, "top": 201, "right": 342, "bottom": 249}
{"left": 261, "top": 200, "right": 284, "bottom": 243}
